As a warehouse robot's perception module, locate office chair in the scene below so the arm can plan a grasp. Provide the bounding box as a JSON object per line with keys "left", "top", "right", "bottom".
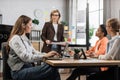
{"left": 1, "top": 42, "right": 13, "bottom": 80}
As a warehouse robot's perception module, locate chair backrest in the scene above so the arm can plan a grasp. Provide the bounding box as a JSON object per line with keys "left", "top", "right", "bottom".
{"left": 1, "top": 42, "right": 12, "bottom": 80}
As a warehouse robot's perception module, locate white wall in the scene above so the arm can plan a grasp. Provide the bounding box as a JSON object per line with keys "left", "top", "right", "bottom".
{"left": 0, "top": 0, "right": 67, "bottom": 28}
{"left": 111, "top": 0, "right": 120, "bottom": 19}
{"left": 104, "top": 0, "right": 120, "bottom": 21}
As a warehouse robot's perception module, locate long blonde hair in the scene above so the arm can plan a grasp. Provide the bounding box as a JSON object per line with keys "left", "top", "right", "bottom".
{"left": 106, "top": 18, "right": 120, "bottom": 33}
{"left": 50, "top": 9, "right": 61, "bottom": 23}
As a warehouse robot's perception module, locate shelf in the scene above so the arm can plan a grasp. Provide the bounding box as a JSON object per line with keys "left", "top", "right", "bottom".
{"left": 30, "top": 40, "right": 40, "bottom": 42}
{"left": 29, "top": 30, "right": 41, "bottom": 51}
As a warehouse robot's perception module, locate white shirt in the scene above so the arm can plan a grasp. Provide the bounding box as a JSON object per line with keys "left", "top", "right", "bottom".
{"left": 53, "top": 23, "right": 58, "bottom": 41}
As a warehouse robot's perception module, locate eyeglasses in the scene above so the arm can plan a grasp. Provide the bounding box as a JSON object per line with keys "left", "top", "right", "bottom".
{"left": 52, "top": 14, "right": 59, "bottom": 16}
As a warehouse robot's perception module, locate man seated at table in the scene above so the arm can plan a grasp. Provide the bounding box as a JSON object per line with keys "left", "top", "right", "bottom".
{"left": 66, "top": 24, "right": 108, "bottom": 80}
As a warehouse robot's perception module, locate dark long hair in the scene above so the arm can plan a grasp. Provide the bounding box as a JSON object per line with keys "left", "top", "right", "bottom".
{"left": 100, "top": 24, "right": 107, "bottom": 36}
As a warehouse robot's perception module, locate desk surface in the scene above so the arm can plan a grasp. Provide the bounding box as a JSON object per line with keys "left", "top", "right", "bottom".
{"left": 45, "top": 58, "right": 120, "bottom": 80}
{"left": 45, "top": 58, "right": 120, "bottom": 67}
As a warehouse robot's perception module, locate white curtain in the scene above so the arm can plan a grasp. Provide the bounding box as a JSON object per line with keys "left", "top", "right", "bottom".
{"left": 68, "top": 0, "right": 77, "bottom": 27}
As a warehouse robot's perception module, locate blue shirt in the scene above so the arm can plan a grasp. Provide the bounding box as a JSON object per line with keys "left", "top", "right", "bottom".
{"left": 99, "top": 35, "right": 120, "bottom": 60}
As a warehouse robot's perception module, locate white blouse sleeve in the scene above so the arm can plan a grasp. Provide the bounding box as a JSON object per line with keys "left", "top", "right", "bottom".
{"left": 99, "top": 38, "right": 120, "bottom": 60}
{"left": 9, "top": 35, "right": 44, "bottom": 62}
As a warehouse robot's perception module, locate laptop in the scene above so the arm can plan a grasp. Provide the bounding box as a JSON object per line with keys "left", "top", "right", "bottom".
{"left": 46, "top": 57, "right": 62, "bottom": 60}
{"left": 45, "top": 42, "right": 70, "bottom": 60}
{"left": 61, "top": 42, "right": 70, "bottom": 57}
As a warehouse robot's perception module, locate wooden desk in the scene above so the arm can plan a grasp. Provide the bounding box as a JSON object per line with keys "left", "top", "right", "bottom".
{"left": 45, "top": 58, "right": 120, "bottom": 80}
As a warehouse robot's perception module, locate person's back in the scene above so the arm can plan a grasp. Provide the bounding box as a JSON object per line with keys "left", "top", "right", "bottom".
{"left": 113, "top": 36, "right": 120, "bottom": 59}
{"left": 99, "top": 36, "right": 120, "bottom": 60}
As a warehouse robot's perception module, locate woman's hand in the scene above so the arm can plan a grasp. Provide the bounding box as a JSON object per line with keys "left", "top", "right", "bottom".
{"left": 86, "top": 53, "right": 99, "bottom": 58}
{"left": 46, "top": 40, "right": 51, "bottom": 45}
{"left": 86, "top": 50, "right": 92, "bottom": 54}
{"left": 44, "top": 51, "right": 59, "bottom": 58}
{"left": 61, "top": 42, "right": 68, "bottom": 46}
{"left": 68, "top": 50, "right": 75, "bottom": 56}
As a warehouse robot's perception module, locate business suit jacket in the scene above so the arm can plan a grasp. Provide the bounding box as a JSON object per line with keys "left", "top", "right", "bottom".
{"left": 41, "top": 22, "right": 64, "bottom": 53}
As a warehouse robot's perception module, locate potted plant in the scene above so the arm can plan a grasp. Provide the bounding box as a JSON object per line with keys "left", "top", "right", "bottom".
{"left": 32, "top": 18, "right": 39, "bottom": 25}
{"left": 73, "top": 49, "right": 80, "bottom": 59}
{"left": 89, "top": 27, "right": 94, "bottom": 39}
{"left": 61, "top": 21, "right": 67, "bottom": 26}
{"left": 61, "top": 21, "right": 68, "bottom": 31}
{"left": 32, "top": 19, "right": 39, "bottom": 30}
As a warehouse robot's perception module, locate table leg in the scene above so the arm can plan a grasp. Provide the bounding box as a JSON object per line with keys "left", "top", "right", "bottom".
{"left": 78, "top": 76, "right": 80, "bottom": 80}
{"left": 114, "top": 66, "right": 119, "bottom": 80}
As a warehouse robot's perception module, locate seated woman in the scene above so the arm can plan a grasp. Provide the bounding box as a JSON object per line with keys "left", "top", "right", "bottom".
{"left": 87, "top": 18, "right": 120, "bottom": 80}
{"left": 86, "top": 24, "right": 108, "bottom": 57}
{"left": 66, "top": 24, "right": 108, "bottom": 80}
{"left": 7, "top": 15, "right": 61, "bottom": 80}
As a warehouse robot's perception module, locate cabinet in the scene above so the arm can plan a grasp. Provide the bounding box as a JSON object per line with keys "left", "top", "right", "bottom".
{"left": 30, "top": 30, "right": 41, "bottom": 51}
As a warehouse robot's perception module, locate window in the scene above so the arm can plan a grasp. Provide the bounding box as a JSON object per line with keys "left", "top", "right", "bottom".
{"left": 68, "top": 0, "right": 103, "bottom": 47}
{"left": 88, "top": 0, "right": 103, "bottom": 46}
{"left": 76, "top": 0, "right": 87, "bottom": 45}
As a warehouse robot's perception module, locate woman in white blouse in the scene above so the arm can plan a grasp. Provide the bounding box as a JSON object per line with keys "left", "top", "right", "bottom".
{"left": 41, "top": 9, "right": 64, "bottom": 54}
{"left": 87, "top": 18, "right": 120, "bottom": 80}
{"left": 7, "top": 15, "right": 61, "bottom": 80}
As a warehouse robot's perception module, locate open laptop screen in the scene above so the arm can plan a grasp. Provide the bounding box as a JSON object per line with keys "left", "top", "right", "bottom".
{"left": 62, "top": 43, "right": 70, "bottom": 57}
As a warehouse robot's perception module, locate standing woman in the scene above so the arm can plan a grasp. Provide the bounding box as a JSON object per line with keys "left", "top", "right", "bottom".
{"left": 7, "top": 15, "right": 61, "bottom": 80}
{"left": 41, "top": 9, "right": 64, "bottom": 54}
{"left": 87, "top": 18, "right": 120, "bottom": 80}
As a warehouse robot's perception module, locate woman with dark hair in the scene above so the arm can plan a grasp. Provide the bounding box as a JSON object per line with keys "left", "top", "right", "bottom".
{"left": 41, "top": 9, "right": 64, "bottom": 54}
{"left": 7, "top": 15, "right": 61, "bottom": 80}
{"left": 87, "top": 18, "right": 120, "bottom": 80}
{"left": 85, "top": 24, "right": 108, "bottom": 57}
{"left": 66, "top": 24, "right": 108, "bottom": 80}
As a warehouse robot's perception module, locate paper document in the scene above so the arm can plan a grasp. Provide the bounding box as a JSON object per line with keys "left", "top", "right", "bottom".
{"left": 50, "top": 42, "right": 67, "bottom": 45}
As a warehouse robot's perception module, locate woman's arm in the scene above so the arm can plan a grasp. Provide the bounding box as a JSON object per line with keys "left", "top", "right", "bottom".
{"left": 96, "top": 38, "right": 108, "bottom": 55}
{"left": 9, "top": 35, "right": 44, "bottom": 62}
